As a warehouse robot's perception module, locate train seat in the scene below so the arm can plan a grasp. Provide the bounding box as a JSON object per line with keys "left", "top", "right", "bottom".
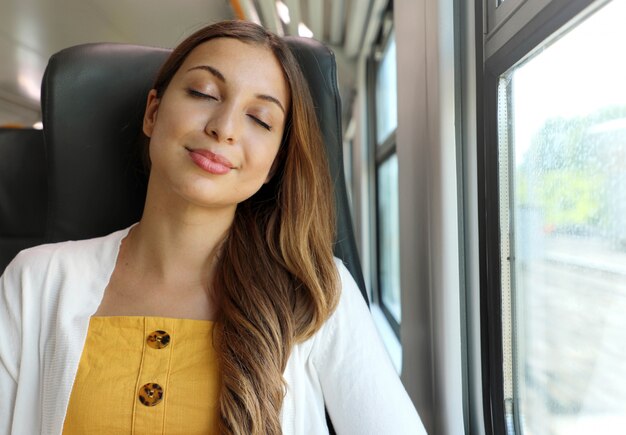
{"left": 0, "top": 128, "right": 46, "bottom": 272}
{"left": 37, "top": 39, "right": 366, "bottom": 299}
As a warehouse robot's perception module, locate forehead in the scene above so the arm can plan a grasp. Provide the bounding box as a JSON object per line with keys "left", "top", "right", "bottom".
{"left": 178, "top": 38, "right": 290, "bottom": 102}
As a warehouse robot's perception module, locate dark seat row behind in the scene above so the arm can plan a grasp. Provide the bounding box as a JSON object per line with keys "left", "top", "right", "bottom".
{"left": 0, "top": 128, "right": 47, "bottom": 272}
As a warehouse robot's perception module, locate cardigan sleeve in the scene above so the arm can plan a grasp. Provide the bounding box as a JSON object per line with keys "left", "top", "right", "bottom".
{"left": 0, "top": 256, "right": 23, "bottom": 435}
{"left": 311, "top": 261, "right": 427, "bottom": 435}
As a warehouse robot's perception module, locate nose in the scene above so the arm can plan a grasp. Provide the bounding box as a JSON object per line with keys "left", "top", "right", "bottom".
{"left": 205, "top": 103, "right": 238, "bottom": 144}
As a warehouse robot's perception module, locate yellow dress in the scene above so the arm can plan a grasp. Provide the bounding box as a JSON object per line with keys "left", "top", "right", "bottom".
{"left": 62, "top": 316, "right": 220, "bottom": 434}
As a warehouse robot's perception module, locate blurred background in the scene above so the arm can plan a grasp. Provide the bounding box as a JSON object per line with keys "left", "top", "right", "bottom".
{"left": 0, "top": 0, "right": 370, "bottom": 129}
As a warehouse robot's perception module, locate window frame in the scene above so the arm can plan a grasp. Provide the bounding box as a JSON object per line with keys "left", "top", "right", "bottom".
{"left": 375, "top": 146, "right": 399, "bottom": 335}
{"left": 477, "top": 0, "right": 604, "bottom": 433}
{"left": 367, "top": 10, "right": 401, "bottom": 336}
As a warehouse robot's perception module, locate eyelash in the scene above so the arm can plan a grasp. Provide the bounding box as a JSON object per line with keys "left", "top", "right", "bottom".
{"left": 187, "top": 89, "right": 217, "bottom": 101}
{"left": 187, "top": 89, "right": 272, "bottom": 131}
{"left": 248, "top": 115, "right": 272, "bottom": 131}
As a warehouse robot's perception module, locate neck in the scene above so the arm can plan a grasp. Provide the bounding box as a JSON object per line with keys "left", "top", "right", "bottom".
{"left": 124, "top": 181, "right": 236, "bottom": 289}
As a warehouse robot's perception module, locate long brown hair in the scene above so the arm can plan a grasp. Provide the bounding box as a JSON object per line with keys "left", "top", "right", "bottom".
{"left": 150, "top": 21, "right": 339, "bottom": 434}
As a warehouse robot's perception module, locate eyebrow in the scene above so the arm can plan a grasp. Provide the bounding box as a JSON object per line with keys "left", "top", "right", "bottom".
{"left": 256, "top": 94, "right": 285, "bottom": 114}
{"left": 187, "top": 65, "right": 286, "bottom": 114}
{"left": 187, "top": 65, "right": 226, "bottom": 82}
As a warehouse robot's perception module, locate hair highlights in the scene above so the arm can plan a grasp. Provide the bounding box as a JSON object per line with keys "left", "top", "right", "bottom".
{"left": 150, "top": 21, "right": 339, "bottom": 434}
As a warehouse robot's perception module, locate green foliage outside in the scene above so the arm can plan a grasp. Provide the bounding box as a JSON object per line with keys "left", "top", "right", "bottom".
{"left": 516, "top": 106, "right": 626, "bottom": 233}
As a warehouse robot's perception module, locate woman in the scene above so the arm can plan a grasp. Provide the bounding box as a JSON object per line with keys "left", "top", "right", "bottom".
{"left": 0, "top": 21, "right": 426, "bottom": 435}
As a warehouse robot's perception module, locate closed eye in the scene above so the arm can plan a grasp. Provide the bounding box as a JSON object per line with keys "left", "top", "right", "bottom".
{"left": 187, "top": 89, "right": 218, "bottom": 101}
{"left": 247, "top": 114, "right": 272, "bottom": 131}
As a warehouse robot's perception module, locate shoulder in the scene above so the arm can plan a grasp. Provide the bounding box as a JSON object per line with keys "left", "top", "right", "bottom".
{"left": 306, "top": 261, "right": 427, "bottom": 434}
{"left": 2, "top": 242, "right": 72, "bottom": 290}
{"left": 7, "top": 228, "right": 128, "bottom": 270}
{"left": 3, "top": 226, "right": 131, "bottom": 280}
{"left": 329, "top": 257, "right": 370, "bottom": 325}
{"left": 305, "top": 258, "right": 370, "bottom": 359}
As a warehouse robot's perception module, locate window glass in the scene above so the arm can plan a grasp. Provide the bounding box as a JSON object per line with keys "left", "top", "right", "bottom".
{"left": 499, "top": 1, "right": 626, "bottom": 432}
{"left": 377, "top": 154, "right": 401, "bottom": 322}
{"left": 375, "top": 33, "right": 397, "bottom": 145}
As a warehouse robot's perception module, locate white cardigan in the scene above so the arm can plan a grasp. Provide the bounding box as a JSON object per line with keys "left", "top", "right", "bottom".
{"left": 0, "top": 226, "right": 426, "bottom": 435}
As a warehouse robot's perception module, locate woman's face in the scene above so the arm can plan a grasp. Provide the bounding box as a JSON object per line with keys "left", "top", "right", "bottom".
{"left": 143, "top": 37, "right": 290, "bottom": 210}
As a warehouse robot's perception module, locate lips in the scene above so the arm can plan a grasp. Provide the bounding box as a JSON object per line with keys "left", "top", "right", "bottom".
{"left": 186, "top": 147, "right": 234, "bottom": 175}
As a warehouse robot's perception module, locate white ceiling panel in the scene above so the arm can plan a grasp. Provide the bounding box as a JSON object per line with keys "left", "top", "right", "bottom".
{"left": 0, "top": 0, "right": 234, "bottom": 125}
{"left": 0, "top": 0, "right": 378, "bottom": 127}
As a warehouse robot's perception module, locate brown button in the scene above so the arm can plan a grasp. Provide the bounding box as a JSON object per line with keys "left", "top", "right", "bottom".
{"left": 138, "top": 383, "right": 164, "bottom": 406}
{"left": 147, "top": 330, "right": 170, "bottom": 349}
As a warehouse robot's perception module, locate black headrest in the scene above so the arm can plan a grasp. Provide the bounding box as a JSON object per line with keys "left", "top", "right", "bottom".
{"left": 41, "top": 38, "right": 366, "bottom": 297}
{"left": 42, "top": 44, "right": 168, "bottom": 242}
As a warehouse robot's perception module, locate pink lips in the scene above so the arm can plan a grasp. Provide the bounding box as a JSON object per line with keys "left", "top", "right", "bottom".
{"left": 187, "top": 148, "right": 234, "bottom": 175}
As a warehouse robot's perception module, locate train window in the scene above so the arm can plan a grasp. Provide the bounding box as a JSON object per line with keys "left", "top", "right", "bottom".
{"left": 370, "top": 26, "right": 401, "bottom": 332}
{"left": 375, "top": 33, "right": 397, "bottom": 145}
{"left": 496, "top": 0, "right": 626, "bottom": 432}
{"left": 377, "top": 154, "right": 400, "bottom": 322}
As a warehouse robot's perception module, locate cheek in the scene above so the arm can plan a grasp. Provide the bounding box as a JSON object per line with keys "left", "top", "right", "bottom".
{"left": 256, "top": 145, "right": 281, "bottom": 175}
{"left": 147, "top": 113, "right": 176, "bottom": 153}
{"left": 153, "top": 99, "right": 206, "bottom": 137}
{"left": 242, "top": 134, "right": 281, "bottom": 169}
